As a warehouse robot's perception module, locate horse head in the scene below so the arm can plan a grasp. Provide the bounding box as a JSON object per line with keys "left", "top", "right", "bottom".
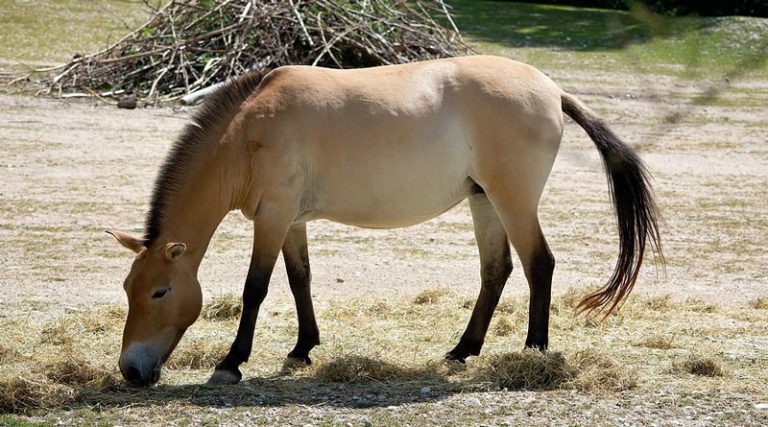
{"left": 109, "top": 230, "right": 202, "bottom": 387}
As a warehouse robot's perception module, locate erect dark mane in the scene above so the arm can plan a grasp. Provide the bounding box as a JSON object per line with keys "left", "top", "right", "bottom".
{"left": 143, "top": 71, "right": 266, "bottom": 247}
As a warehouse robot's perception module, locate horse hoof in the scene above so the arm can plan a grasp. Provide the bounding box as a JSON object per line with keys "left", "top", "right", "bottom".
{"left": 206, "top": 369, "right": 241, "bottom": 385}
{"left": 280, "top": 356, "right": 311, "bottom": 374}
{"left": 444, "top": 353, "right": 467, "bottom": 364}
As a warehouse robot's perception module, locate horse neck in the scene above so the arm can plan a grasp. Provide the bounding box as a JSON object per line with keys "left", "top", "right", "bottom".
{"left": 157, "top": 146, "right": 241, "bottom": 270}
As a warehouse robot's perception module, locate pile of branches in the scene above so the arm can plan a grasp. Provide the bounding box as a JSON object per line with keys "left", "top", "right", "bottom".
{"left": 48, "top": 0, "right": 471, "bottom": 102}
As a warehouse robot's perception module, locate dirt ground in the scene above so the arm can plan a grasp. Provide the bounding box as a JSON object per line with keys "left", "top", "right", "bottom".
{"left": 1, "top": 68, "right": 766, "bottom": 320}
{"left": 1, "top": 66, "right": 767, "bottom": 426}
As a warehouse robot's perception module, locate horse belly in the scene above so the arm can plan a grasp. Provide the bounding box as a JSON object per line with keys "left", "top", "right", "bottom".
{"left": 310, "top": 122, "right": 472, "bottom": 228}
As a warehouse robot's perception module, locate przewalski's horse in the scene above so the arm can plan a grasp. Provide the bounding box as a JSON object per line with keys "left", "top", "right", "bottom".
{"left": 109, "top": 55, "right": 661, "bottom": 387}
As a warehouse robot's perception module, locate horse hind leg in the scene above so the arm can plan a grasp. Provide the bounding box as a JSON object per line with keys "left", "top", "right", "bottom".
{"left": 281, "top": 223, "right": 320, "bottom": 367}
{"left": 446, "top": 193, "right": 513, "bottom": 362}
{"left": 488, "top": 196, "right": 555, "bottom": 349}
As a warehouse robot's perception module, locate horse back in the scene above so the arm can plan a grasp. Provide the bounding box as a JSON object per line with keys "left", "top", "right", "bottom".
{"left": 233, "top": 56, "right": 565, "bottom": 227}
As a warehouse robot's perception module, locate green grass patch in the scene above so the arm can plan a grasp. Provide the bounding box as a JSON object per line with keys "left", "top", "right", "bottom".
{"left": 448, "top": 0, "right": 768, "bottom": 77}
{"left": 0, "top": 0, "right": 160, "bottom": 67}
{"left": 0, "top": 415, "right": 48, "bottom": 427}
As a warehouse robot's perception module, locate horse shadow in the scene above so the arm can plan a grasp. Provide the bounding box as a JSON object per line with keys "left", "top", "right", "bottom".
{"left": 73, "top": 363, "right": 464, "bottom": 410}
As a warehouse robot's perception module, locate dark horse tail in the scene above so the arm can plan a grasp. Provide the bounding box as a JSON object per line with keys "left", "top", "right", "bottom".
{"left": 561, "top": 92, "right": 663, "bottom": 317}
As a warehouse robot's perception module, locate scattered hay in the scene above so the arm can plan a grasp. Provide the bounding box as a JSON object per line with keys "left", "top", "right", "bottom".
{"left": 673, "top": 354, "right": 724, "bottom": 377}
{"left": 39, "top": 322, "right": 72, "bottom": 346}
{"left": 633, "top": 334, "right": 677, "bottom": 349}
{"left": 0, "top": 344, "right": 16, "bottom": 363}
{"left": 496, "top": 297, "right": 525, "bottom": 315}
{"left": 314, "top": 355, "right": 433, "bottom": 383}
{"left": 474, "top": 350, "right": 576, "bottom": 390}
{"left": 493, "top": 316, "right": 514, "bottom": 337}
{"left": 99, "top": 304, "right": 128, "bottom": 319}
{"left": 555, "top": 287, "right": 594, "bottom": 310}
{"left": 0, "top": 375, "right": 74, "bottom": 414}
{"left": 569, "top": 349, "right": 638, "bottom": 392}
{"left": 166, "top": 339, "right": 228, "bottom": 370}
{"left": 39, "top": 306, "right": 125, "bottom": 345}
{"left": 427, "top": 359, "right": 467, "bottom": 376}
{"left": 363, "top": 301, "right": 391, "bottom": 315}
{"left": 202, "top": 293, "right": 242, "bottom": 320}
{"left": 681, "top": 297, "right": 718, "bottom": 313}
{"left": 43, "top": 355, "right": 113, "bottom": 386}
{"left": 640, "top": 294, "right": 674, "bottom": 312}
{"left": 413, "top": 289, "right": 448, "bottom": 305}
{"left": 748, "top": 295, "right": 768, "bottom": 309}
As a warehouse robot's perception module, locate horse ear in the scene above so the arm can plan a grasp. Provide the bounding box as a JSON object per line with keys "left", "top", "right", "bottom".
{"left": 107, "top": 230, "right": 146, "bottom": 254}
{"left": 163, "top": 242, "right": 187, "bottom": 262}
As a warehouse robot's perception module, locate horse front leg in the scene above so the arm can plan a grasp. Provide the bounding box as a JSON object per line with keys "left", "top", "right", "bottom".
{"left": 208, "top": 202, "right": 296, "bottom": 385}
{"left": 282, "top": 223, "right": 320, "bottom": 366}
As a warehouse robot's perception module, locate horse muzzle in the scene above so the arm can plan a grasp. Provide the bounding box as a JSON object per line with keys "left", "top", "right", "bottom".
{"left": 119, "top": 344, "right": 163, "bottom": 387}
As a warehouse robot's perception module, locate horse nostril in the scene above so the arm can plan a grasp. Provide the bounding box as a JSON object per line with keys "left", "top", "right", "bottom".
{"left": 122, "top": 365, "right": 143, "bottom": 385}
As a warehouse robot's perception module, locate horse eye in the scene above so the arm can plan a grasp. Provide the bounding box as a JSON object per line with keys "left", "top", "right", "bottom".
{"left": 152, "top": 288, "right": 170, "bottom": 299}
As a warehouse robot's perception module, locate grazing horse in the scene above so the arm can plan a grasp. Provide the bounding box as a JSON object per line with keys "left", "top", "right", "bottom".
{"left": 109, "top": 55, "right": 661, "bottom": 387}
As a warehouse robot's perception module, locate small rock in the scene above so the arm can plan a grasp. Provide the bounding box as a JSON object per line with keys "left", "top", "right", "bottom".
{"left": 756, "top": 403, "right": 768, "bottom": 409}
{"left": 463, "top": 397, "right": 482, "bottom": 407}
{"left": 336, "top": 278, "right": 344, "bottom": 283}
{"left": 117, "top": 95, "right": 137, "bottom": 109}
{"left": 420, "top": 386, "right": 431, "bottom": 395}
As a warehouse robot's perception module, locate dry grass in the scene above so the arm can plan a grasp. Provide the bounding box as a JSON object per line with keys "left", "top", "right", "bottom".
{"left": 495, "top": 296, "right": 525, "bottom": 315}
{"left": 166, "top": 339, "right": 229, "bottom": 370}
{"left": 473, "top": 348, "right": 636, "bottom": 392}
{"left": 639, "top": 294, "right": 674, "bottom": 312}
{"left": 673, "top": 354, "right": 725, "bottom": 377}
{"left": 748, "top": 295, "right": 768, "bottom": 309}
{"left": 554, "top": 287, "right": 594, "bottom": 311}
{"left": 412, "top": 288, "right": 449, "bottom": 305}
{"left": 681, "top": 297, "right": 719, "bottom": 313}
{"left": 40, "top": 306, "right": 125, "bottom": 345}
{"left": 39, "top": 322, "right": 73, "bottom": 346}
{"left": 314, "top": 354, "right": 436, "bottom": 383}
{"left": 43, "top": 354, "right": 113, "bottom": 386}
{"left": 0, "top": 375, "right": 74, "bottom": 414}
{"left": 474, "top": 350, "right": 575, "bottom": 390}
{"left": 0, "top": 343, "right": 15, "bottom": 363}
{"left": 0, "top": 290, "right": 765, "bottom": 422}
{"left": 492, "top": 316, "right": 514, "bottom": 336}
{"left": 569, "top": 349, "right": 638, "bottom": 392}
{"left": 633, "top": 334, "right": 678, "bottom": 349}
{"left": 202, "top": 293, "right": 242, "bottom": 320}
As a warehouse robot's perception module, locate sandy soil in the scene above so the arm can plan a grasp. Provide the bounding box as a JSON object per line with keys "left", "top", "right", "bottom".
{"left": 1, "top": 67, "right": 767, "bottom": 427}
{"left": 1, "top": 70, "right": 767, "bottom": 323}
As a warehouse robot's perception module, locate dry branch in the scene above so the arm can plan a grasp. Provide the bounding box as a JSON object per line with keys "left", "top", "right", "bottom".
{"left": 47, "top": 0, "right": 472, "bottom": 102}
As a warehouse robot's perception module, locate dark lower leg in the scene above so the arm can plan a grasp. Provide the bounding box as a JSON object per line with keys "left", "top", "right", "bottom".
{"left": 447, "top": 194, "right": 512, "bottom": 362}
{"left": 523, "top": 243, "right": 555, "bottom": 350}
{"left": 215, "top": 264, "right": 274, "bottom": 380}
{"left": 283, "top": 225, "right": 319, "bottom": 363}
{"left": 446, "top": 278, "right": 509, "bottom": 362}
